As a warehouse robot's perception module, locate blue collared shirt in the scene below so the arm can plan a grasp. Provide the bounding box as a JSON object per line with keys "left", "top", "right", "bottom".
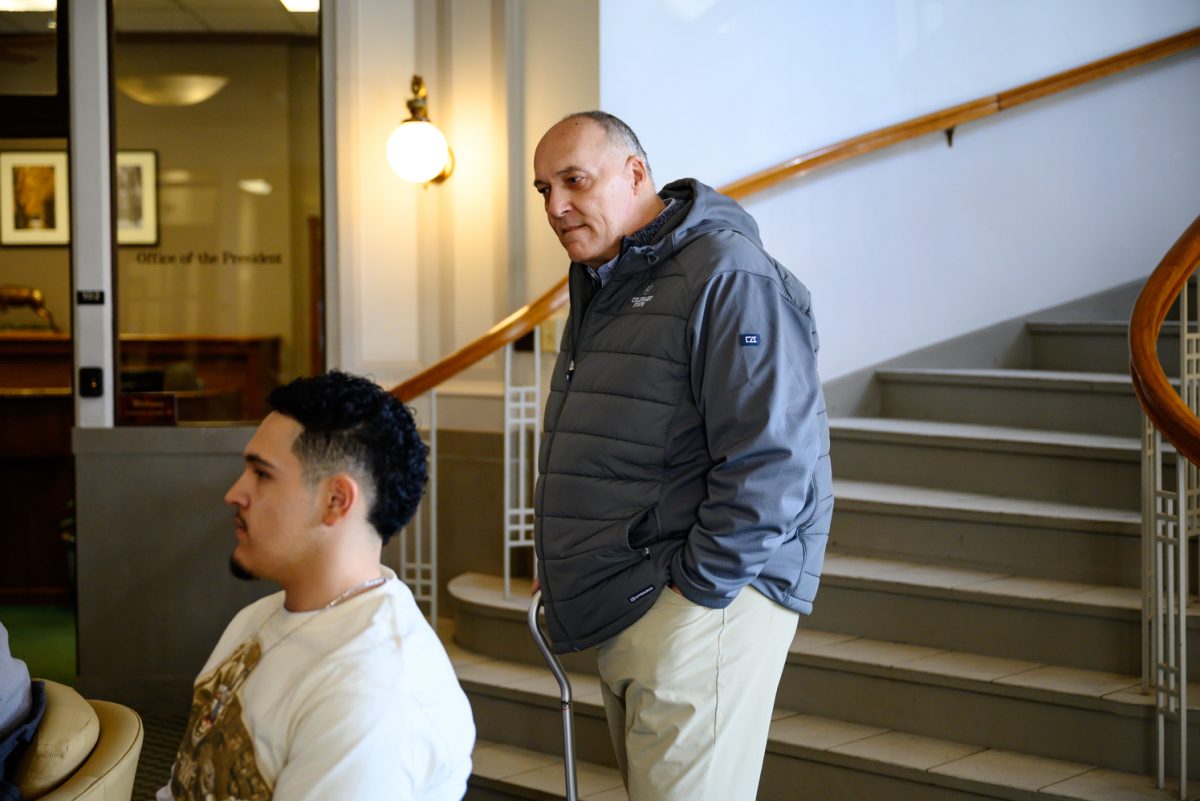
{"left": 586, "top": 197, "right": 681, "bottom": 288}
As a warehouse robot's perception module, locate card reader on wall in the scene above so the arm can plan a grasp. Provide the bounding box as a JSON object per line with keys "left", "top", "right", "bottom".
{"left": 79, "top": 367, "right": 103, "bottom": 397}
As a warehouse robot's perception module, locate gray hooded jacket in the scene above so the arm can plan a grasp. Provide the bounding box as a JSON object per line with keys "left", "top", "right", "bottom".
{"left": 534, "top": 179, "right": 833, "bottom": 653}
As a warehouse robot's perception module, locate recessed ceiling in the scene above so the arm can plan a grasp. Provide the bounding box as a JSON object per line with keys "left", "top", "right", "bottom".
{"left": 0, "top": 0, "right": 318, "bottom": 36}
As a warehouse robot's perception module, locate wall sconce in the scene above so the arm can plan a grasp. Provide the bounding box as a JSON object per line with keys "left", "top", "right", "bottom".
{"left": 386, "top": 75, "right": 454, "bottom": 185}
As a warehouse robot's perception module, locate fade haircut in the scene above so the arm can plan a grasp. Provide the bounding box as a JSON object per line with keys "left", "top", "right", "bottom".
{"left": 267, "top": 371, "right": 428, "bottom": 544}
{"left": 563, "top": 110, "right": 653, "bottom": 181}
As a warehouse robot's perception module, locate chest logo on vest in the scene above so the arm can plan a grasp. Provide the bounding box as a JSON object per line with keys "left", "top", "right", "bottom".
{"left": 741, "top": 333, "right": 761, "bottom": 346}
{"left": 630, "top": 282, "right": 655, "bottom": 309}
{"left": 629, "top": 584, "right": 656, "bottom": 604}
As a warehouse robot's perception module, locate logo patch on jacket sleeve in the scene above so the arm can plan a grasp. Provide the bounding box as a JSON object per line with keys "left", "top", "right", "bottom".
{"left": 628, "top": 585, "right": 656, "bottom": 604}
{"left": 740, "top": 333, "right": 761, "bottom": 346}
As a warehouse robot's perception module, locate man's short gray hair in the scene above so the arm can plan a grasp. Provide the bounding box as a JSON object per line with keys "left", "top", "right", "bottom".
{"left": 563, "top": 110, "right": 653, "bottom": 181}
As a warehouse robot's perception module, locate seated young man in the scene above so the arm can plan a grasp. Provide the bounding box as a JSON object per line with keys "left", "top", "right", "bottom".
{"left": 158, "top": 371, "right": 474, "bottom": 801}
{"left": 0, "top": 622, "right": 43, "bottom": 801}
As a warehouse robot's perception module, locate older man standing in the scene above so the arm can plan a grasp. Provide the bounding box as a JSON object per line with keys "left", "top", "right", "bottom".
{"left": 531, "top": 111, "right": 833, "bottom": 800}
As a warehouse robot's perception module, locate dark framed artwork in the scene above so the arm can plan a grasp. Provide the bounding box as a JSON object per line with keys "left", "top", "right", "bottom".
{"left": 116, "top": 150, "right": 158, "bottom": 246}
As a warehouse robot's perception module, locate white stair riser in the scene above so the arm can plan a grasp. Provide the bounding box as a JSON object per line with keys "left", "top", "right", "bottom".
{"left": 831, "top": 508, "right": 1138, "bottom": 586}
{"left": 455, "top": 611, "right": 600, "bottom": 674}
{"left": 880, "top": 381, "right": 1143, "bottom": 437}
{"left": 1031, "top": 329, "right": 1179, "bottom": 377}
{"left": 805, "top": 584, "right": 1179, "bottom": 678}
{"left": 777, "top": 662, "right": 1165, "bottom": 774}
{"left": 831, "top": 436, "right": 1144, "bottom": 510}
{"left": 464, "top": 688, "right": 617, "bottom": 768}
{"left": 759, "top": 753, "right": 1014, "bottom": 801}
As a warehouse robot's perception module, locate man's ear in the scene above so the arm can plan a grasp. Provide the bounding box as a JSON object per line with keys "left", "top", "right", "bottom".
{"left": 322, "top": 473, "right": 359, "bottom": 526}
{"left": 628, "top": 155, "right": 650, "bottom": 193}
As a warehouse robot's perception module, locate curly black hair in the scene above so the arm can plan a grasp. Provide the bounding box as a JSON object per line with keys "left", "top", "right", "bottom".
{"left": 267, "top": 371, "right": 428, "bottom": 544}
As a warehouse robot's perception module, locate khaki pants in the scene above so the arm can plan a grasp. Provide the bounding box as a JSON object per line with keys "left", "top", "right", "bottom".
{"left": 595, "top": 585, "right": 799, "bottom": 801}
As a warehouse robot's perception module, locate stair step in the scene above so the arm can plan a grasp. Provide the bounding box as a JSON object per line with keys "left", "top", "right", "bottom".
{"left": 1027, "top": 321, "right": 1179, "bottom": 376}
{"left": 781, "top": 627, "right": 1200, "bottom": 774}
{"left": 469, "top": 740, "right": 623, "bottom": 800}
{"left": 447, "top": 573, "right": 1200, "bottom": 773}
{"left": 814, "top": 553, "right": 1200, "bottom": 678}
{"left": 832, "top": 480, "right": 1140, "bottom": 586}
{"left": 830, "top": 418, "right": 1146, "bottom": 510}
{"left": 451, "top": 556, "right": 1200, "bottom": 681}
{"left": 876, "top": 368, "right": 1154, "bottom": 436}
{"left": 450, "top": 642, "right": 1195, "bottom": 801}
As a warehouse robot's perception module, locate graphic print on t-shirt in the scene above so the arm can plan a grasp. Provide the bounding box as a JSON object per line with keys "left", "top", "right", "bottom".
{"left": 171, "top": 639, "right": 272, "bottom": 801}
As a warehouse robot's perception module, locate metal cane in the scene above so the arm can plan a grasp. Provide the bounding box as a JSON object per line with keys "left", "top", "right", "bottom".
{"left": 528, "top": 591, "right": 578, "bottom": 801}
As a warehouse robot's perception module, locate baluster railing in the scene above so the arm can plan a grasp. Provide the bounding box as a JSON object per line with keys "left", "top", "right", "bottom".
{"left": 1131, "top": 215, "right": 1200, "bottom": 799}
{"left": 399, "top": 389, "right": 439, "bottom": 623}
{"left": 503, "top": 329, "right": 543, "bottom": 598}
{"left": 1143, "top": 293, "right": 1195, "bottom": 794}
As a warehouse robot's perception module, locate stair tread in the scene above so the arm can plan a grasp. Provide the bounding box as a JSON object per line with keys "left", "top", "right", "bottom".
{"left": 787, "top": 627, "right": 1180, "bottom": 710}
{"left": 1026, "top": 320, "right": 1188, "bottom": 335}
{"left": 876, "top": 367, "right": 1167, "bottom": 393}
{"left": 830, "top": 416, "right": 1140, "bottom": 456}
{"left": 1026, "top": 321, "right": 1133, "bottom": 333}
{"left": 454, "top": 565, "right": 1154, "bottom": 626}
{"left": 834, "top": 479, "right": 1139, "bottom": 532}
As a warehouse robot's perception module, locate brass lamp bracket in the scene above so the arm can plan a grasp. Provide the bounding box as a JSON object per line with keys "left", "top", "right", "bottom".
{"left": 407, "top": 75, "right": 430, "bottom": 121}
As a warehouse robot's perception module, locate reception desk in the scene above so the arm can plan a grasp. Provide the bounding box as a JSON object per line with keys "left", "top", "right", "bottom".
{"left": 0, "top": 388, "right": 73, "bottom": 603}
{"left": 0, "top": 331, "right": 280, "bottom": 602}
{"left": 0, "top": 331, "right": 282, "bottom": 422}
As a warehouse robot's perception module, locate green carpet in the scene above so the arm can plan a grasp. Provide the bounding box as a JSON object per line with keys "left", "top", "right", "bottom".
{"left": 0, "top": 605, "right": 76, "bottom": 686}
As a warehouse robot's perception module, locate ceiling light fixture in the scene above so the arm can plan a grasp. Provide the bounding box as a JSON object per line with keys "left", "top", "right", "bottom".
{"left": 237, "top": 179, "right": 273, "bottom": 196}
{"left": 116, "top": 74, "right": 229, "bottom": 107}
{"left": 0, "top": 1, "right": 56, "bottom": 11}
{"left": 279, "top": 0, "right": 319, "bottom": 11}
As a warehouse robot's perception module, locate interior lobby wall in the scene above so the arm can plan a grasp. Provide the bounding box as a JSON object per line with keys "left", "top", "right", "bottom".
{"left": 519, "top": 0, "right": 600, "bottom": 307}
{"left": 331, "top": 0, "right": 422, "bottom": 382}
{"left": 600, "top": 0, "right": 1200, "bottom": 381}
{"left": 332, "top": 0, "right": 598, "bottom": 386}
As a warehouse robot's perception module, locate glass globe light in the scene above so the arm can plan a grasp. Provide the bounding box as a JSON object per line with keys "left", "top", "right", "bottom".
{"left": 387, "top": 120, "right": 452, "bottom": 184}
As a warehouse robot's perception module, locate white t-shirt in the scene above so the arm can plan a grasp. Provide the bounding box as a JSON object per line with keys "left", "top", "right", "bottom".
{"left": 157, "top": 568, "right": 474, "bottom": 801}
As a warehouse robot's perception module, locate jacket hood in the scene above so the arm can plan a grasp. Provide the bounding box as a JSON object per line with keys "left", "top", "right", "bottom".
{"left": 652, "top": 178, "right": 764, "bottom": 259}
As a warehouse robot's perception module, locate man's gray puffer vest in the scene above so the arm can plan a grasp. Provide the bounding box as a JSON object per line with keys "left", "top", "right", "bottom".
{"left": 534, "top": 178, "right": 833, "bottom": 653}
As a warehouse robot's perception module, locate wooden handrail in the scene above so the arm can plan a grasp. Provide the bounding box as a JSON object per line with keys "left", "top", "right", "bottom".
{"left": 392, "top": 283, "right": 569, "bottom": 400}
{"left": 722, "top": 27, "right": 1200, "bottom": 199}
{"left": 391, "top": 27, "right": 1200, "bottom": 403}
{"left": 1130, "top": 215, "right": 1200, "bottom": 466}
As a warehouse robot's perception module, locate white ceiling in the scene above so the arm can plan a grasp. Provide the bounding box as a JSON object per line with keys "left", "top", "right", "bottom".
{"left": 0, "top": 0, "right": 318, "bottom": 36}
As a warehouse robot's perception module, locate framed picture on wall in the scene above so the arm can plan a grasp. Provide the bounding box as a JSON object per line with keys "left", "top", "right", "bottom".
{"left": 116, "top": 150, "right": 158, "bottom": 246}
{"left": 0, "top": 151, "right": 70, "bottom": 246}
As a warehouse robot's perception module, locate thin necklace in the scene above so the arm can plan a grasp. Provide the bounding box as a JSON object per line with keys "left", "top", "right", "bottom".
{"left": 323, "top": 575, "right": 387, "bottom": 608}
{"left": 260, "top": 574, "right": 389, "bottom": 656}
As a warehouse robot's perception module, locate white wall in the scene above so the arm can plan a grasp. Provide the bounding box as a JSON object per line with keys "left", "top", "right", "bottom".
{"left": 333, "top": 0, "right": 422, "bottom": 382}
{"left": 333, "top": 0, "right": 598, "bottom": 387}
{"left": 600, "top": 0, "right": 1200, "bottom": 380}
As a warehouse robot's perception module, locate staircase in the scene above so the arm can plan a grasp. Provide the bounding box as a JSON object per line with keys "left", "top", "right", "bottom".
{"left": 441, "top": 315, "right": 1200, "bottom": 800}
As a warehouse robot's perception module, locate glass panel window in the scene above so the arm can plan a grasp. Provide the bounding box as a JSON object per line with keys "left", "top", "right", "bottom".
{"left": 0, "top": 133, "right": 73, "bottom": 603}
{"left": 0, "top": 4, "right": 59, "bottom": 96}
{"left": 112, "top": 2, "right": 322, "bottom": 425}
